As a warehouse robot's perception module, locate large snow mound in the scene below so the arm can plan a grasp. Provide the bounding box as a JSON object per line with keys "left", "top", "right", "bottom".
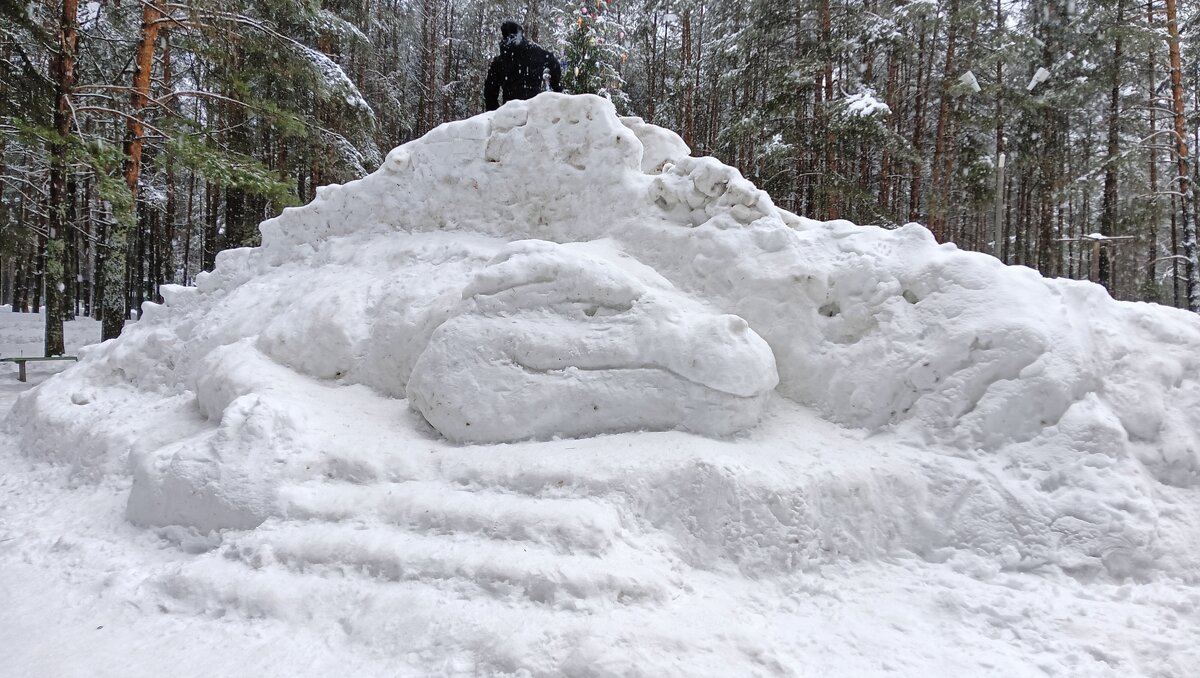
{"left": 10, "top": 91, "right": 1200, "bottom": 650}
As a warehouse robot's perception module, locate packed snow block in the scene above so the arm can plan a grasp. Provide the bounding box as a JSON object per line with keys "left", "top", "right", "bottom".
{"left": 130, "top": 341, "right": 421, "bottom": 530}
{"left": 624, "top": 209, "right": 1200, "bottom": 477}
{"left": 257, "top": 284, "right": 371, "bottom": 381}
{"left": 127, "top": 394, "right": 284, "bottom": 531}
{"left": 126, "top": 343, "right": 303, "bottom": 530}
{"left": 618, "top": 115, "right": 690, "bottom": 174}
{"left": 5, "top": 321, "right": 207, "bottom": 479}
{"left": 258, "top": 93, "right": 649, "bottom": 250}
{"left": 407, "top": 241, "right": 778, "bottom": 443}
{"left": 649, "top": 155, "right": 776, "bottom": 228}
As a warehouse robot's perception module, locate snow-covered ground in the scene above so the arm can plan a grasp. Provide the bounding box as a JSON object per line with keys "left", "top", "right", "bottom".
{"left": 4, "top": 94, "right": 1200, "bottom": 676}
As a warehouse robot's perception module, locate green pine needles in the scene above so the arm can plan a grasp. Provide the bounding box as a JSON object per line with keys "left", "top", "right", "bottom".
{"left": 554, "top": 0, "right": 630, "bottom": 112}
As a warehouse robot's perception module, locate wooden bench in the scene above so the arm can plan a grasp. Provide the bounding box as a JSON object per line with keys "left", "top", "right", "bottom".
{"left": 0, "top": 356, "right": 79, "bottom": 382}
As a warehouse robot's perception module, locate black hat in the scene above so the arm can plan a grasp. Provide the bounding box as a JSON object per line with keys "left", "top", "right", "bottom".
{"left": 501, "top": 21, "right": 523, "bottom": 37}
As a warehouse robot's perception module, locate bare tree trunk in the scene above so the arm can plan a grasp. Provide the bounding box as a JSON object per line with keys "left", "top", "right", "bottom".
{"left": 1165, "top": 0, "right": 1197, "bottom": 310}
{"left": 879, "top": 45, "right": 898, "bottom": 216}
{"left": 793, "top": 17, "right": 809, "bottom": 215}
{"left": 441, "top": 1, "right": 454, "bottom": 123}
{"left": 11, "top": 243, "right": 26, "bottom": 313}
{"left": 417, "top": 0, "right": 441, "bottom": 135}
{"left": 203, "top": 182, "right": 219, "bottom": 272}
{"left": 820, "top": 0, "right": 839, "bottom": 219}
{"left": 223, "top": 48, "right": 256, "bottom": 251}
{"left": 65, "top": 176, "right": 77, "bottom": 320}
{"left": 33, "top": 231, "right": 44, "bottom": 315}
{"left": 526, "top": 0, "right": 541, "bottom": 42}
{"left": 93, "top": 203, "right": 107, "bottom": 319}
{"left": 106, "top": 0, "right": 165, "bottom": 340}
{"left": 928, "top": 0, "right": 960, "bottom": 242}
{"left": 909, "top": 28, "right": 929, "bottom": 222}
{"left": 644, "top": 13, "right": 659, "bottom": 123}
{"left": 183, "top": 173, "right": 195, "bottom": 285}
{"left": 1100, "top": 0, "right": 1126, "bottom": 292}
{"left": 1146, "top": 0, "right": 1162, "bottom": 299}
{"left": 44, "top": 0, "right": 79, "bottom": 354}
{"left": 0, "top": 41, "right": 7, "bottom": 186}
{"left": 680, "top": 11, "right": 694, "bottom": 148}
{"left": 161, "top": 31, "right": 176, "bottom": 293}
{"left": 994, "top": 0, "right": 1006, "bottom": 260}
{"left": 224, "top": 125, "right": 252, "bottom": 249}
{"left": 82, "top": 174, "right": 93, "bottom": 316}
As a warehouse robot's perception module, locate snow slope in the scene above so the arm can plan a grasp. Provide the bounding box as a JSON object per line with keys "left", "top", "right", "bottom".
{"left": 4, "top": 94, "right": 1200, "bottom": 675}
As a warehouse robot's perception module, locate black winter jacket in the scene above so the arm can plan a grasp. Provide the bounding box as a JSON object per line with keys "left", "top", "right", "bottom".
{"left": 484, "top": 38, "right": 563, "bottom": 111}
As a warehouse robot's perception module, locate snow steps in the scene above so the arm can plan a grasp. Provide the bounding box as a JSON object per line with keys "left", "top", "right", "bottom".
{"left": 227, "top": 521, "right": 676, "bottom": 604}
{"left": 278, "top": 480, "right": 625, "bottom": 555}
{"left": 170, "top": 478, "right": 685, "bottom": 606}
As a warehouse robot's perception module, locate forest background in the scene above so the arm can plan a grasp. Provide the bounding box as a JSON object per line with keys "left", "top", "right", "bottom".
{"left": 1, "top": 0, "right": 1197, "bottom": 352}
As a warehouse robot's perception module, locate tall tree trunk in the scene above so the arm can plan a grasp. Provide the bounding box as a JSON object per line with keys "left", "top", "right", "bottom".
{"left": 21, "top": 241, "right": 34, "bottom": 313}
{"left": 526, "top": 0, "right": 541, "bottom": 42}
{"left": 1165, "top": 0, "right": 1197, "bottom": 310}
{"left": 879, "top": 45, "right": 899, "bottom": 216}
{"left": 65, "top": 175, "right": 77, "bottom": 320}
{"left": 11, "top": 244, "right": 25, "bottom": 313}
{"left": 1145, "top": 0, "right": 1161, "bottom": 299}
{"left": 161, "top": 31, "right": 176, "bottom": 294}
{"left": 136, "top": 201, "right": 148, "bottom": 313}
{"left": 45, "top": 0, "right": 79, "bottom": 355}
{"left": 440, "top": 2, "right": 453, "bottom": 122}
{"left": 992, "top": 0, "right": 1006, "bottom": 259}
{"left": 417, "top": 0, "right": 441, "bottom": 134}
{"left": 183, "top": 173, "right": 195, "bottom": 285}
{"left": 1033, "top": 5, "right": 1065, "bottom": 278}
{"left": 222, "top": 47, "right": 257, "bottom": 251}
{"left": 680, "top": 11, "right": 694, "bottom": 148}
{"left": 107, "top": 0, "right": 165, "bottom": 340}
{"left": 909, "top": 28, "right": 929, "bottom": 222}
{"left": 820, "top": 0, "right": 839, "bottom": 219}
{"left": 203, "top": 182, "right": 219, "bottom": 271}
{"left": 82, "top": 175, "right": 93, "bottom": 317}
{"left": 0, "top": 42, "right": 7, "bottom": 184}
{"left": 928, "top": 0, "right": 961, "bottom": 242}
{"left": 224, "top": 113, "right": 254, "bottom": 248}
{"left": 1100, "top": 0, "right": 1126, "bottom": 292}
{"left": 644, "top": 13, "right": 659, "bottom": 123}
{"left": 94, "top": 204, "right": 107, "bottom": 319}
{"left": 32, "top": 231, "right": 44, "bottom": 316}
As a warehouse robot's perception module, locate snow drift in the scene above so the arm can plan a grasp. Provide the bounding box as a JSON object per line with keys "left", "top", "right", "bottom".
{"left": 9, "top": 93, "right": 1200, "bottom": 667}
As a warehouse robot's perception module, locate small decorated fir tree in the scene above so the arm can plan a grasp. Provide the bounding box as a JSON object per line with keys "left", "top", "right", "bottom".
{"left": 553, "top": 0, "right": 631, "bottom": 112}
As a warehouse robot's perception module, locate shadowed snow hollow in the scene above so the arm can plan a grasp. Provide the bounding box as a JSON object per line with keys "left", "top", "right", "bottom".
{"left": 9, "top": 92, "right": 1200, "bottom": 623}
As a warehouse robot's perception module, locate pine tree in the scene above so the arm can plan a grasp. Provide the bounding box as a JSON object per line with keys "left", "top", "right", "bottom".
{"left": 554, "top": 0, "right": 630, "bottom": 111}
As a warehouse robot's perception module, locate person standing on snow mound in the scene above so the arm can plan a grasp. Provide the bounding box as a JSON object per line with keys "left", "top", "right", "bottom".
{"left": 484, "top": 21, "right": 563, "bottom": 112}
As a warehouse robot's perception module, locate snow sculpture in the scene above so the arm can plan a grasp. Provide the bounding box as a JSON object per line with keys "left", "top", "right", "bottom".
{"left": 407, "top": 240, "right": 778, "bottom": 443}
{"left": 8, "top": 93, "right": 1200, "bottom": 584}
